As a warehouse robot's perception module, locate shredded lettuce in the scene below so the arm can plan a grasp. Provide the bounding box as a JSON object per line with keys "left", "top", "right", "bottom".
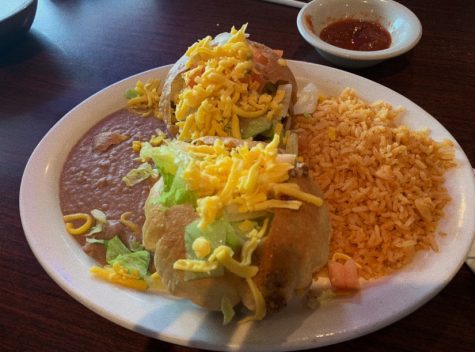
{"left": 263, "top": 82, "right": 277, "bottom": 95}
{"left": 293, "top": 82, "right": 318, "bottom": 115}
{"left": 185, "top": 218, "right": 244, "bottom": 255}
{"left": 129, "top": 237, "right": 145, "bottom": 252}
{"left": 85, "top": 238, "right": 105, "bottom": 245}
{"left": 239, "top": 84, "right": 292, "bottom": 139}
{"left": 183, "top": 218, "right": 245, "bottom": 280}
{"left": 141, "top": 142, "right": 197, "bottom": 208}
{"left": 278, "top": 83, "right": 293, "bottom": 118}
{"left": 91, "top": 209, "right": 107, "bottom": 223}
{"left": 125, "top": 88, "right": 139, "bottom": 99}
{"left": 106, "top": 236, "right": 131, "bottom": 264}
{"left": 221, "top": 296, "right": 236, "bottom": 325}
{"left": 110, "top": 251, "right": 150, "bottom": 279}
{"left": 240, "top": 116, "right": 272, "bottom": 139}
{"left": 285, "top": 131, "right": 299, "bottom": 155}
{"left": 212, "top": 32, "right": 232, "bottom": 46}
{"left": 185, "top": 218, "right": 226, "bottom": 255}
{"left": 86, "top": 209, "right": 107, "bottom": 236}
{"left": 226, "top": 224, "right": 245, "bottom": 250}
{"left": 184, "top": 219, "right": 225, "bottom": 280}
{"left": 158, "top": 169, "right": 197, "bottom": 208}
{"left": 105, "top": 236, "right": 150, "bottom": 279}
{"left": 140, "top": 143, "right": 180, "bottom": 178}
{"left": 122, "top": 162, "right": 158, "bottom": 187}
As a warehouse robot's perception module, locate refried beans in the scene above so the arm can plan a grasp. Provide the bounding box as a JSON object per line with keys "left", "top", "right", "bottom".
{"left": 60, "top": 109, "right": 165, "bottom": 264}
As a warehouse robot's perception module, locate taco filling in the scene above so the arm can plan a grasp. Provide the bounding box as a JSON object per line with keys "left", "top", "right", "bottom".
{"left": 159, "top": 24, "right": 297, "bottom": 142}
{"left": 141, "top": 134, "right": 330, "bottom": 323}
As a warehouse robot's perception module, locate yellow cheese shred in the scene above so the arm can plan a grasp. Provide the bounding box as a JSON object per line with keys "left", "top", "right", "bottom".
{"left": 120, "top": 212, "right": 141, "bottom": 235}
{"left": 332, "top": 252, "right": 362, "bottom": 269}
{"left": 231, "top": 113, "right": 241, "bottom": 139}
{"left": 184, "top": 134, "right": 322, "bottom": 227}
{"left": 239, "top": 278, "right": 266, "bottom": 323}
{"left": 240, "top": 237, "right": 259, "bottom": 266}
{"left": 209, "top": 246, "right": 258, "bottom": 278}
{"left": 173, "top": 24, "right": 286, "bottom": 140}
{"left": 173, "top": 259, "right": 219, "bottom": 273}
{"left": 239, "top": 219, "right": 257, "bottom": 232}
{"left": 233, "top": 105, "right": 268, "bottom": 119}
{"left": 90, "top": 265, "right": 148, "bottom": 291}
{"left": 147, "top": 272, "right": 166, "bottom": 291}
{"left": 192, "top": 237, "right": 212, "bottom": 258}
{"left": 272, "top": 183, "right": 323, "bottom": 207}
{"left": 127, "top": 79, "right": 161, "bottom": 118}
{"left": 251, "top": 199, "right": 302, "bottom": 211}
{"left": 63, "top": 213, "right": 93, "bottom": 235}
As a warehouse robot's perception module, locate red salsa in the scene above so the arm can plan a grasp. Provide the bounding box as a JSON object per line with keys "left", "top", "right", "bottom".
{"left": 319, "top": 18, "right": 391, "bottom": 51}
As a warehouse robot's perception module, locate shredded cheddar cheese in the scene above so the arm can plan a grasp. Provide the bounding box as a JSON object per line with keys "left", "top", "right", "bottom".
{"left": 192, "top": 237, "right": 212, "bottom": 258}
{"left": 173, "top": 259, "right": 219, "bottom": 273}
{"left": 239, "top": 219, "right": 257, "bottom": 232}
{"left": 332, "top": 252, "right": 362, "bottom": 269}
{"left": 173, "top": 24, "right": 286, "bottom": 140}
{"left": 147, "top": 272, "right": 166, "bottom": 290}
{"left": 63, "top": 213, "right": 93, "bottom": 235}
{"left": 240, "top": 278, "right": 266, "bottom": 323}
{"left": 272, "top": 183, "right": 323, "bottom": 207}
{"left": 155, "top": 133, "right": 324, "bottom": 322}
{"left": 183, "top": 134, "right": 310, "bottom": 228}
{"left": 132, "top": 140, "right": 142, "bottom": 153}
{"left": 127, "top": 79, "right": 161, "bottom": 117}
{"left": 90, "top": 264, "right": 148, "bottom": 291}
{"left": 210, "top": 245, "right": 258, "bottom": 278}
{"left": 120, "top": 212, "right": 140, "bottom": 235}
{"left": 240, "top": 236, "right": 259, "bottom": 266}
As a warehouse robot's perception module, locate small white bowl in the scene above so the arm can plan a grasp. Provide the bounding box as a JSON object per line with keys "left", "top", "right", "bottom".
{"left": 296, "top": 0, "right": 422, "bottom": 68}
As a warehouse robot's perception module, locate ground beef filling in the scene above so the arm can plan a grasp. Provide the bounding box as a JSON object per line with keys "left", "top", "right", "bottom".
{"left": 60, "top": 109, "right": 164, "bottom": 264}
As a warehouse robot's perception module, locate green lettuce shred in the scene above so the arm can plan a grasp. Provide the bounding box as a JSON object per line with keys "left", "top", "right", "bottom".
{"left": 122, "top": 162, "right": 158, "bottom": 187}
{"left": 140, "top": 142, "right": 197, "bottom": 208}
{"left": 85, "top": 238, "right": 105, "bottom": 245}
{"left": 110, "top": 251, "right": 150, "bottom": 279}
{"left": 129, "top": 237, "right": 145, "bottom": 252}
{"left": 182, "top": 218, "right": 245, "bottom": 281}
{"left": 140, "top": 143, "right": 180, "bottom": 177}
{"left": 105, "top": 236, "right": 150, "bottom": 279}
{"left": 125, "top": 88, "right": 139, "bottom": 99}
{"left": 185, "top": 218, "right": 244, "bottom": 257}
{"left": 86, "top": 209, "right": 107, "bottom": 236}
{"left": 157, "top": 169, "right": 197, "bottom": 208}
{"left": 221, "top": 296, "right": 235, "bottom": 325}
{"left": 105, "top": 236, "right": 131, "bottom": 263}
{"left": 240, "top": 116, "right": 272, "bottom": 139}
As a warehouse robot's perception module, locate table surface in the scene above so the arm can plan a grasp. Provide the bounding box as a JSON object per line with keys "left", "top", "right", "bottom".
{"left": 1, "top": 0, "right": 474, "bottom": 351}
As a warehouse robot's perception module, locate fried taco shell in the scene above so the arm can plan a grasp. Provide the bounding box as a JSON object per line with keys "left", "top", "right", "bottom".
{"left": 158, "top": 31, "right": 297, "bottom": 139}
{"left": 142, "top": 173, "right": 330, "bottom": 314}
{"left": 242, "top": 175, "right": 330, "bottom": 313}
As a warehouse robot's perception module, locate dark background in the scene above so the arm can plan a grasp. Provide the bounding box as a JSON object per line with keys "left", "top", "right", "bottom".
{"left": 1, "top": 1, "right": 474, "bottom": 351}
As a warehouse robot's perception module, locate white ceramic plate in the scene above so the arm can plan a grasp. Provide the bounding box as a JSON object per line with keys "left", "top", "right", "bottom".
{"left": 20, "top": 61, "right": 475, "bottom": 351}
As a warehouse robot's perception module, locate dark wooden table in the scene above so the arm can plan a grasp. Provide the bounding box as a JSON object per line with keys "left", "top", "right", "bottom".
{"left": 1, "top": 1, "right": 474, "bottom": 351}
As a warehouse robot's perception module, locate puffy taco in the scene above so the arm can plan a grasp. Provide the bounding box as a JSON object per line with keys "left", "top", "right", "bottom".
{"left": 140, "top": 135, "right": 330, "bottom": 323}
{"left": 159, "top": 24, "right": 298, "bottom": 143}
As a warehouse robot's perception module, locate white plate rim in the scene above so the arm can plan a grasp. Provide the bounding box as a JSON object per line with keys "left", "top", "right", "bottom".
{"left": 20, "top": 60, "right": 475, "bottom": 351}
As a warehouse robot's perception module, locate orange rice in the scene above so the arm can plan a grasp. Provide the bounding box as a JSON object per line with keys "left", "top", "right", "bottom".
{"left": 295, "top": 88, "right": 456, "bottom": 279}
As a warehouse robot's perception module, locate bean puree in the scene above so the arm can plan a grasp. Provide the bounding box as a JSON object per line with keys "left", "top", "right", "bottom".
{"left": 60, "top": 109, "right": 165, "bottom": 264}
